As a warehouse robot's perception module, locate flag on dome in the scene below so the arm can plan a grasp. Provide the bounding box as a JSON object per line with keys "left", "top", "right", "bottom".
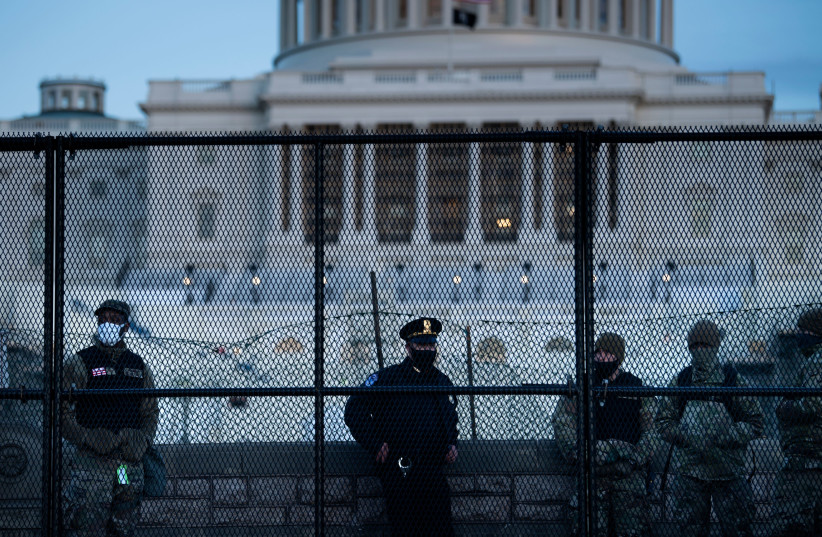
{"left": 453, "top": 0, "right": 489, "bottom": 29}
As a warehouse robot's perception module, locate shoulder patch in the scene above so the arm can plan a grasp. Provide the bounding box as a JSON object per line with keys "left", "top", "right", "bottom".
{"left": 364, "top": 373, "right": 379, "bottom": 387}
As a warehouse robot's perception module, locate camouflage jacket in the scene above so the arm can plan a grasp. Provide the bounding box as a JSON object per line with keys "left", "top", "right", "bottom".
{"left": 656, "top": 367, "right": 763, "bottom": 480}
{"left": 777, "top": 347, "right": 822, "bottom": 461}
{"left": 551, "top": 369, "right": 658, "bottom": 476}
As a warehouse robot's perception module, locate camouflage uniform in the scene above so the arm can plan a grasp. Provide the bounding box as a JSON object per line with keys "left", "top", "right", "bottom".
{"left": 772, "top": 323, "right": 822, "bottom": 537}
{"left": 656, "top": 322, "right": 764, "bottom": 537}
{"left": 62, "top": 337, "right": 159, "bottom": 537}
{"left": 552, "top": 333, "right": 658, "bottom": 537}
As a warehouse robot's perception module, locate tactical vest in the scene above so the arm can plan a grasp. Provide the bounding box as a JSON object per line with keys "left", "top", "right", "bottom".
{"left": 675, "top": 363, "right": 741, "bottom": 422}
{"left": 595, "top": 371, "right": 642, "bottom": 444}
{"left": 75, "top": 345, "right": 145, "bottom": 433}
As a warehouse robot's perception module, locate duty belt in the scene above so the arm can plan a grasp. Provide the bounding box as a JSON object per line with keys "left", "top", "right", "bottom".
{"left": 398, "top": 457, "right": 413, "bottom": 478}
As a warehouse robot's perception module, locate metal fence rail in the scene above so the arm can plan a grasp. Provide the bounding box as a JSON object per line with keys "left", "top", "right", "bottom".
{"left": 0, "top": 127, "right": 821, "bottom": 537}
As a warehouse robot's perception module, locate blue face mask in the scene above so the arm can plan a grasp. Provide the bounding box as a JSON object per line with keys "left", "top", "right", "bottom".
{"left": 97, "top": 323, "right": 124, "bottom": 346}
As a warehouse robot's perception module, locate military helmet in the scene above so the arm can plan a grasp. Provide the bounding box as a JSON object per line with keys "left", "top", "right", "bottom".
{"left": 797, "top": 308, "right": 822, "bottom": 337}
{"left": 94, "top": 299, "right": 131, "bottom": 320}
{"left": 594, "top": 332, "right": 625, "bottom": 366}
{"left": 687, "top": 320, "right": 721, "bottom": 349}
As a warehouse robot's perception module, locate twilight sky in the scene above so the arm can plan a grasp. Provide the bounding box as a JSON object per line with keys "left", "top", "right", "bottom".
{"left": 0, "top": 0, "right": 819, "bottom": 120}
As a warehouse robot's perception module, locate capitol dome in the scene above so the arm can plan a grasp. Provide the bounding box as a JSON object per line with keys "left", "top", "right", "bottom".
{"left": 275, "top": 0, "right": 679, "bottom": 72}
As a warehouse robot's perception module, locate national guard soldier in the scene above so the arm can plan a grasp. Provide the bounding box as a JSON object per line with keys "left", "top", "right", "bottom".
{"left": 344, "top": 317, "right": 458, "bottom": 537}
{"left": 62, "top": 300, "right": 159, "bottom": 537}
{"left": 772, "top": 308, "right": 822, "bottom": 537}
{"left": 552, "top": 332, "right": 658, "bottom": 537}
{"left": 656, "top": 320, "right": 763, "bottom": 537}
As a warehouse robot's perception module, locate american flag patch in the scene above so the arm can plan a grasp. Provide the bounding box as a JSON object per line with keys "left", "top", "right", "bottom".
{"left": 91, "top": 367, "right": 107, "bottom": 376}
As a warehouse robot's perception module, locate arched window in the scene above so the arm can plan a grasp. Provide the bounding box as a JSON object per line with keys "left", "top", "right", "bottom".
{"left": 375, "top": 124, "right": 415, "bottom": 243}
{"left": 193, "top": 188, "right": 221, "bottom": 240}
{"left": 481, "top": 122, "right": 521, "bottom": 243}
{"left": 428, "top": 123, "right": 468, "bottom": 242}
{"left": 684, "top": 182, "right": 717, "bottom": 239}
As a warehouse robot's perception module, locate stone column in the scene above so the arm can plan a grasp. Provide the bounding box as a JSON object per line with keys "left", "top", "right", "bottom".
{"left": 562, "top": 0, "right": 573, "bottom": 27}
{"left": 322, "top": 0, "right": 332, "bottom": 38}
{"left": 412, "top": 139, "right": 431, "bottom": 245}
{"left": 466, "top": 140, "right": 483, "bottom": 244}
{"left": 595, "top": 144, "right": 609, "bottom": 236}
{"left": 579, "top": 0, "right": 591, "bottom": 31}
{"left": 608, "top": 0, "right": 620, "bottom": 35}
{"left": 661, "top": 0, "right": 673, "bottom": 47}
{"left": 648, "top": 0, "right": 657, "bottom": 41}
{"left": 408, "top": 0, "right": 420, "bottom": 28}
{"left": 511, "top": 0, "right": 524, "bottom": 26}
{"left": 540, "top": 144, "right": 557, "bottom": 242}
{"left": 442, "top": 0, "right": 453, "bottom": 27}
{"left": 539, "top": 0, "right": 553, "bottom": 28}
{"left": 361, "top": 138, "right": 378, "bottom": 243}
{"left": 279, "top": 0, "right": 289, "bottom": 50}
{"left": 630, "top": 0, "right": 640, "bottom": 38}
{"left": 339, "top": 142, "right": 357, "bottom": 243}
{"left": 375, "top": 0, "right": 385, "bottom": 31}
{"left": 346, "top": 0, "right": 357, "bottom": 34}
{"left": 477, "top": 2, "right": 490, "bottom": 27}
{"left": 288, "top": 144, "right": 304, "bottom": 243}
{"left": 519, "top": 142, "right": 536, "bottom": 243}
{"left": 304, "top": 0, "right": 314, "bottom": 42}
{"left": 269, "top": 145, "right": 286, "bottom": 242}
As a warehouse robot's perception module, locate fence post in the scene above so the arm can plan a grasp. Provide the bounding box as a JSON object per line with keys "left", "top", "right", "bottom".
{"left": 41, "top": 135, "right": 55, "bottom": 537}
{"left": 573, "top": 130, "right": 596, "bottom": 537}
{"left": 313, "top": 142, "right": 326, "bottom": 537}
{"left": 54, "top": 137, "right": 67, "bottom": 537}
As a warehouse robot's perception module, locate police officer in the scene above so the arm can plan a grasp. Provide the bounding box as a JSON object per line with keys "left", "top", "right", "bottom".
{"left": 344, "top": 317, "right": 458, "bottom": 537}
{"left": 552, "top": 333, "right": 658, "bottom": 537}
{"left": 62, "top": 300, "right": 159, "bottom": 537}
{"left": 772, "top": 308, "right": 822, "bottom": 537}
{"left": 656, "top": 320, "right": 763, "bottom": 537}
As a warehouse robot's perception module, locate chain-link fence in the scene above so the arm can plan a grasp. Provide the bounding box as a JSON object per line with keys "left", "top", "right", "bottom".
{"left": 1, "top": 127, "right": 821, "bottom": 537}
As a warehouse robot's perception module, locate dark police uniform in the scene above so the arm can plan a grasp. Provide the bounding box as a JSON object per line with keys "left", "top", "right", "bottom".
{"left": 345, "top": 318, "right": 458, "bottom": 537}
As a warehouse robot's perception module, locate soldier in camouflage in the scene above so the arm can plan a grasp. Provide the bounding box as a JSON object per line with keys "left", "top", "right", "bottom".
{"left": 552, "top": 333, "right": 658, "bottom": 537}
{"left": 62, "top": 300, "right": 159, "bottom": 537}
{"left": 772, "top": 308, "right": 822, "bottom": 537}
{"left": 656, "top": 320, "right": 764, "bottom": 537}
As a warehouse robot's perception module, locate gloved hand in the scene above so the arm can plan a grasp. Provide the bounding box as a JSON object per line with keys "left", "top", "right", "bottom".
{"left": 118, "top": 428, "right": 149, "bottom": 462}
{"left": 608, "top": 439, "right": 639, "bottom": 465}
{"left": 83, "top": 428, "right": 119, "bottom": 455}
{"left": 775, "top": 399, "right": 810, "bottom": 423}
{"left": 595, "top": 440, "right": 619, "bottom": 466}
{"left": 707, "top": 423, "right": 743, "bottom": 448}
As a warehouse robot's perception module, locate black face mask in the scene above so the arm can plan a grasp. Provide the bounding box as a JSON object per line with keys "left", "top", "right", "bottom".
{"left": 594, "top": 361, "right": 619, "bottom": 383}
{"left": 410, "top": 349, "right": 437, "bottom": 372}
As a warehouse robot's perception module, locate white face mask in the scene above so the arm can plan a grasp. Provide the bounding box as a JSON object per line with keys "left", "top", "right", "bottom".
{"left": 97, "top": 323, "right": 125, "bottom": 346}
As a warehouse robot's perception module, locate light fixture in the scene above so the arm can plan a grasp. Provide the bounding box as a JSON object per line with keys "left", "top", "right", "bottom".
{"left": 496, "top": 218, "right": 512, "bottom": 228}
{"left": 662, "top": 273, "right": 671, "bottom": 282}
{"left": 520, "top": 274, "right": 529, "bottom": 285}
{"left": 453, "top": 275, "right": 462, "bottom": 285}
{"left": 251, "top": 276, "right": 261, "bottom": 286}
{"left": 182, "top": 277, "right": 192, "bottom": 286}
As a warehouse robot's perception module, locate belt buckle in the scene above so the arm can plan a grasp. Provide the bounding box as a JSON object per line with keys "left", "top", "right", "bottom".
{"left": 398, "top": 457, "right": 412, "bottom": 478}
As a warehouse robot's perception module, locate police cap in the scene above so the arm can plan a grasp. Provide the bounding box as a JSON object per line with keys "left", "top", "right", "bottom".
{"left": 94, "top": 299, "right": 131, "bottom": 320}
{"left": 400, "top": 317, "right": 442, "bottom": 344}
{"left": 687, "top": 320, "right": 721, "bottom": 349}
